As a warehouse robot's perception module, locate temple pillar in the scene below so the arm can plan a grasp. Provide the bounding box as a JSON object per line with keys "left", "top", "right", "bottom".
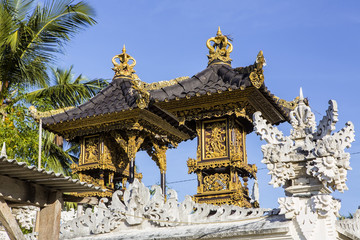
{"left": 113, "top": 133, "right": 144, "bottom": 183}
{"left": 148, "top": 143, "right": 167, "bottom": 198}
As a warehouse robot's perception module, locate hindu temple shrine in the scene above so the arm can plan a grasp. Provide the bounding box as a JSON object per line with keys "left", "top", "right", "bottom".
{"left": 41, "top": 27, "right": 295, "bottom": 207}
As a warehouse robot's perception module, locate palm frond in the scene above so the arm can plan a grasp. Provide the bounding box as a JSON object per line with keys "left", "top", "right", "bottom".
{"left": 21, "top": 66, "right": 108, "bottom": 108}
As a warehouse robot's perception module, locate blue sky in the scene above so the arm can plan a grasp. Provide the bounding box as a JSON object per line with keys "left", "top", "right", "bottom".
{"left": 56, "top": 0, "right": 360, "bottom": 215}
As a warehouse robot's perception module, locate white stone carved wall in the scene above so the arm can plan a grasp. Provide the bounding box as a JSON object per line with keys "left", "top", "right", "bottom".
{"left": 59, "top": 179, "right": 270, "bottom": 239}
{"left": 253, "top": 89, "right": 355, "bottom": 240}
{"left": 337, "top": 209, "right": 360, "bottom": 238}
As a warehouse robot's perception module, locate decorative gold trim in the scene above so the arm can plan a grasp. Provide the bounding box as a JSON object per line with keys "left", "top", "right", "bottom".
{"left": 206, "top": 27, "right": 233, "bottom": 65}
{"left": 132, "top": 79, "right": 150, "bottom": 109}
{"left": 112, "top": 45, "right": 138, "bottom": 79}
{"left": 140, "top": 76, "right": 189, "bottom": 91}
{"left": 201, "top": 119, "right": 228, "bottom": 160}
{"left": 29, "top": 106, "right": 74, "bottom": 120}
{"left": 274, "top": 96, "right": 299, "bottom": 110}
{"left": 249, "top": 51, "right": 266, "bottom": 89}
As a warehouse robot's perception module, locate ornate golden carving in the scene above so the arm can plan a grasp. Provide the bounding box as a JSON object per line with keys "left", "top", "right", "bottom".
{"left": 112, "top": 131, "right": 144, "bottom": 160}
{"left": 203, "top": 173, "right": 230, "bottom": 192}
{"left": 174, "top": 101, "right": 252, "bottom": 124}
{"left": 206, "top": 27, "right": 233, "bottom": 65}
{"left": 132, "top": 79, "right": 150, "bottom": 109}
{"left": 84, "top": 136, "right": 99, "bottom": 164}
{"left": 140, "top": 76, "right": 189, "bottom": 91}
{"left": 274, "top": 96, "right": 299, "bottom": 110}
{"left": 29, "top": 106, "right": 74, "bottom": 120}
{"left": 147, "top": 143, "right": 167, "bottom": 173}
{"left": 187, "top": 158, "right": 198, "bottom": 174}
{"left": 249, "top": 50, "right": 266, "bottom": 89}
{"left": 112, "top": 45, "right": 138, "bottom": 79}
{"left": 229, "top": 120, "right": 245, "bottom": 162}
{"left": 230, "top": 190, "right": 251, "bottom": 208}
{"left": 79, "top": 173, "right": 102, "bottom": 187}
{"left": 203, "top": 120, "right": 227, "bottom": 159}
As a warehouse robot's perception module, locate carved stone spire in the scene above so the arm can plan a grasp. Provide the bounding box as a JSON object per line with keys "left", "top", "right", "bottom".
{"left": 206, "top": 27, "right": 233, "bottom": 66}
{"left": 253, "top": 91, "right": 355, "bottom": 239}
{"left": 112, "top": 45, "right": 138, "bottom": 79}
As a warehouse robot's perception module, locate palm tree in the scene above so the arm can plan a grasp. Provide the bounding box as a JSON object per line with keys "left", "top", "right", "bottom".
{"left": 0, "top": 0, "right": 96, "bottom": 107}
{"left": 25, "top": 66, "right": 108, "bottom": 110}
{"left": 26, "top": 66, "right": 108, "bottom": 175}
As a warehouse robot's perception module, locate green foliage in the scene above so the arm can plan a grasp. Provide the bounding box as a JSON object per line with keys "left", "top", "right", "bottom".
{"left": 24, "top": 66, "right": 108, "bottom": 110}
{"left": 0, "top": 0, "right": 106, "bottom": 175}
{"left": 0, "top": 104, "right": 76, "bottom": 174}
{"left": 0, "top": 0, "right": 96, "bottom": 104}
{"left": 0, "top": 105, "right": 40, "bottom": 165}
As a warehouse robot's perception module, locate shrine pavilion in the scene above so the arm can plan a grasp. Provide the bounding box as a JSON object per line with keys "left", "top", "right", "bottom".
{"left": 40, "top": 27, "right": 296, "bottom": 207}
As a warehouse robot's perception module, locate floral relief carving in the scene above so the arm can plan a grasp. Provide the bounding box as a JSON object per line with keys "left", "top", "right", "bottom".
{"left": 203, "top": 173, "right": 229, "bottom": 191}
{"left": 60, "top": 178, "right": 270, "bottom": 239}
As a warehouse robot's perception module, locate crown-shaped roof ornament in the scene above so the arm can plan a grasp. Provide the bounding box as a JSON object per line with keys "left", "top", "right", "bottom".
{"left": 112, "top": 45, "right": 138, "bottom": 79}
{"left": 206, "top": 27, "right": 233, "bottom": 66}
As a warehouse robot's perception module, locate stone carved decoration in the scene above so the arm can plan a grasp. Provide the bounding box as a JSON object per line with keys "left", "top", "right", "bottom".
{"left": 337, "top": 209, "right": 360, "bottom": 238}
{"left": 12, "top": 206, "right": 38, "bottom": 231}
{"left": 253, "top": 88, "right": 354, "bottom": 192}
{"left": 289, "top": 89, "right": 316, "bottom": 139}
{"left": 254, "top": 88, "right": 355, "bottom": 240}
{"left": 60, "top": 178, "right": 270, "bottom": 239}
{"left": 313, "top": 100, "right": 338, "bottom": 140}
{"left": 278, "top": 196, "right": 340, "bottom": 239}
{"left": 253, "top": 111, "right": 294, "bottom": 188}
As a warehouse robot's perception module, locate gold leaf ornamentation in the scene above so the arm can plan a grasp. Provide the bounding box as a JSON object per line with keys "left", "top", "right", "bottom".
{"left": 206, "top": 27, "right": 233, "bottom": 65}
{"left": 204, "top": 121, "right": 227, "bottom": 159}
{"left": 112, "top": 45, "right": 138, "bottom": 79}
{"left": 203, "top": 173, "right": 230, "bottom": 192}
{"left": 249, "top": 50, "right": 266, "bottom": 89}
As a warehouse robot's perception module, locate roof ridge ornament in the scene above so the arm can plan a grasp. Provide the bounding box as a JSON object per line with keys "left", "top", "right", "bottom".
{"left": 112, "top": 45, "right": 138, "bottom": 79}
{"left": 249, "top": 50, "right": 266, "bottom": 89}
{"left": 206, "top": 27, "right": 233, "bottom": 66}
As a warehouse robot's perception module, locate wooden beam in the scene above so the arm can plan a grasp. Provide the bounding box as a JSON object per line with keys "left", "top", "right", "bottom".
{"left": 0, "top": 175, "right": 51, "bottom": 207}
{"left": 38, "top": 191, "right": 62, "bottom": 240}
{"left": 0, "top": 197, "right": 25, "bottom": 240}
{"left": 62, "top": 195, "right": 98, "bottom": 205}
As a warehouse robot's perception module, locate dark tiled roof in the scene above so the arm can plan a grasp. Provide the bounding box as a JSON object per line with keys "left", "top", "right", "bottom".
{"left": 149, "top": 64, "right": 252, "bottom": 102}
{"left": 42, "top": 63, "right": 290, "bottom": 128}
{"left": 42, "top": 77, "right": 138, "bottom": 125}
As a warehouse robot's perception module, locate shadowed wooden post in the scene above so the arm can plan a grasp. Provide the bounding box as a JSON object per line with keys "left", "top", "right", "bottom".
{"left": 38, "top": 191, "right": 62, "bottom": 240}
{"left": 0, "top": 197, "right": 25, "bottom": 240}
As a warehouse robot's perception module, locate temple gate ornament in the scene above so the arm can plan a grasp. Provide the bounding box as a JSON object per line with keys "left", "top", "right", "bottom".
{"left": 253, "top": 88, "right": 355, "bottom": 240}
{"left": 206, "top": 27, "right": 233, "bottom": 65}
{"left": 112, "top": 45, "right": 138, "bottom": 79}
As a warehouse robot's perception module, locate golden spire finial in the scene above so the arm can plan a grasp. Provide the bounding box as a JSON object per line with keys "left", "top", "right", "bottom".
{"left": 111, "top": 45, "right": 137, "bottom": 79}
{"left": 217, "top": 26, "right": 222, "bottom": 36}
{"left": 206, "top": 27, "right": 233, "bottom": 66}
